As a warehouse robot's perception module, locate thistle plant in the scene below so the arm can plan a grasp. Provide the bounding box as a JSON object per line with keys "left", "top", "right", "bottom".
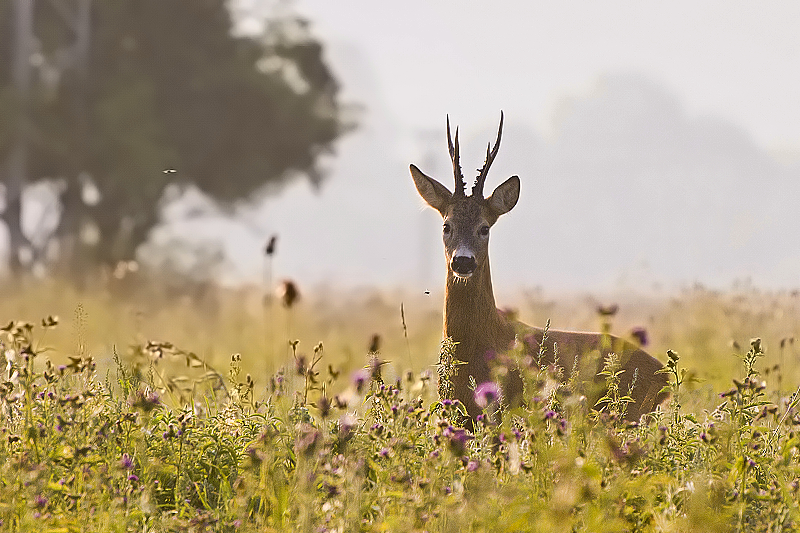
{"left": 594, "top": 352, "right": 634, "bottom": 421}
{"left": 3, "top": 308, "right": 800, "bottom": 531}
{"left": 436, "top": 336, "right": 459, "bottom": 402}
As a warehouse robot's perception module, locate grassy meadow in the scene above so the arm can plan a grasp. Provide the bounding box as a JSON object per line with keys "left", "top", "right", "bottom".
{"left": 2, "top": 275, "right": 800, "bottom": 531}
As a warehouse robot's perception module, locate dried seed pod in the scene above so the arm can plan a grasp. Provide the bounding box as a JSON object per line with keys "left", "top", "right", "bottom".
{"left": 276, "top": 279, "right": 300, "bottom": 308}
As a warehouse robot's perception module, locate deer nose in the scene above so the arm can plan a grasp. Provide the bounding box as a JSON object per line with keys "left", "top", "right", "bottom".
{"left": 451, "top": 254, "right": 477, "bottom": 276}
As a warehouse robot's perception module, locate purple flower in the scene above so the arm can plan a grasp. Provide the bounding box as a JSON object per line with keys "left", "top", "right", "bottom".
{"left": 474, "top": 382, "right": 501, "bottom": 409}
{"left": 338, "top": 414, "right": 357, "bottom": 442}
{"left": 131, "top": 389, "right": 161, "bottom": 412}
{"left": 295, "top": 423, "right": 321, "bottom": 457}
{"left": 352, "top": 368, "right": 370, "bottom": 394}
{"left": 630, "top": 327, "right": 649, "bottom": 347}
{"left": 443, "top": 425, "right": 474, "bottom": 456}
{"left": 466, "top": 460, "right": 479, "bottom": 472}
{"left": 120, "top": 453, "right": 134, "bottom": 470}
{"left": 127, "top": 474, "right": 139, "bottom": 482}
{"left": 33, "top": 495, "right": 48, "bottom": 509}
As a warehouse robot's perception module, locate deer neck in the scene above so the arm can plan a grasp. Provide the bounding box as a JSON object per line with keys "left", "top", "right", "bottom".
{"left": 444, "top": 260, "right": 514, "bottom": 363}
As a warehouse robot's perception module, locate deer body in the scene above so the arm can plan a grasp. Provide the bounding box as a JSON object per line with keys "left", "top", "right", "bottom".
{"left": 411, "top": 113, "right": 667, "bottom": 420}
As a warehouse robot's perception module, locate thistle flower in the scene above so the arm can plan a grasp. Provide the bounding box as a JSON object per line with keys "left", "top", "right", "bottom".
{"left": 474, "top": 381, "right": 501, "bottom": 409}
{"left": 295, "top": 423, "right": 320, "bottom": 457}
{"left": 131, "top": 389, "right": 161, "bottom": 413}
{"left": 630, "top": 326, "right": 649, "bottom": 347}
{"left": 294, "top": 354, "right": 308, "bottom": 376}
{"left": 338, "top": 414, "right": 357, "bottom": 442}
{"left": 120, "top": 453, "right": 134, "bottom": 470}
{"left": 352, "top": 368, "right": 370, "bottom": 394}
{"left": 317, "top": 395, "right": 331, "bottom": 418}
{"left": 33, "top": 494, "right": 48, "bottom": 509}
{"left": 443, "top": 425, "right": 473, "bottom": 456}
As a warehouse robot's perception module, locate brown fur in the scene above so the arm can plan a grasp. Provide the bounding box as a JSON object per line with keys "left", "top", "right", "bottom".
{"left": 411, "top": 114, "right": 668, "bottom": 421}
{"left": 443, "top": 257, "right": 667, "bottom": 420}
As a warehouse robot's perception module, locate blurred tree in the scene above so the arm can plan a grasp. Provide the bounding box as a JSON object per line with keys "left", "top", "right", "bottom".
{"left": 0, "top": 0, "right": 351, "bottom": 278}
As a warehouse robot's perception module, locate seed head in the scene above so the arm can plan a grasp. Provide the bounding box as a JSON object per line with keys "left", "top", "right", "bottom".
{"left": 368, "top": 334, "right": 381, "bottom": 354}
{"left": 317, "top": 395, "right": 332, "bottom": 418}
{"left": 276, "top": 279, "right": 300, "bottom": 308}
{"left": 264, "top": 235, "right": 278, "bottom": 256}
{"left": 596, "top": 304, "right": 619, "bottom": 317}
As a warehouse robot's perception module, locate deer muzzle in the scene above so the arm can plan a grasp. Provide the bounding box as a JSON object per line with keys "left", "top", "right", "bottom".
{"left": 451, "top": 249, "right": 477, "bottom": 278}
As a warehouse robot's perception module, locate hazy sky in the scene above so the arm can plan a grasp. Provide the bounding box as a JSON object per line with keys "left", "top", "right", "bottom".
{"left": 167, "top": 1, "right": 800, "bottom": 293}
{"left": 296, "top": 0, "right": 800, "bottom": 152}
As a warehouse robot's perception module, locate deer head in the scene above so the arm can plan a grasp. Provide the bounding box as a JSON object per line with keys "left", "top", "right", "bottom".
{"left": 410, "top": 112, "right": 520, "bottom": 279}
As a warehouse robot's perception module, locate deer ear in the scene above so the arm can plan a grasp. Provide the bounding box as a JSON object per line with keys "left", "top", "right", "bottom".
{"left": 410, "top": 164, "right": 452, "bottom": 215}
{"left": 487, "top": 176, "right": 520, "bottom": 217}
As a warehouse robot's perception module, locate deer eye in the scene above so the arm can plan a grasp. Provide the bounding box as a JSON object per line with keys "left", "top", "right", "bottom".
{"left": 479, "top": 225, "right": 490, "bottom": 237}
{"left": 443, "top": 223, "right": 451, "bottom": 235}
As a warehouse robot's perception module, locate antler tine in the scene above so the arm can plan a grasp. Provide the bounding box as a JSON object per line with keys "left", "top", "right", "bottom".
{"left": 472, "top": 111, "right": 504, "bottom": 198}
{"left": 447, "top": 115, "right": 466, "bottom": 197}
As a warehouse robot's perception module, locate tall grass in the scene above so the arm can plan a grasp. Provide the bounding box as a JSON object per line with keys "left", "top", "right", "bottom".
{"left": 1, "top": 279, "right": 800, "bottom": 530}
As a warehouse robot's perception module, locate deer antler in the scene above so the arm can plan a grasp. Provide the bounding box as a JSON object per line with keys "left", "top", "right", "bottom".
{"left": 447, "top": 115, "right": 466, "bottom": 197}
{"left": 472, "top": 111, "right": 504, "bottom": 198}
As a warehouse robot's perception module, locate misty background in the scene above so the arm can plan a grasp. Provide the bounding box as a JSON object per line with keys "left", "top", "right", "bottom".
{"left": 4, "top": 1, "right": 800, "bottom": 294}
{"left": 219, "top": 0, "right": 800, "bottom": 293}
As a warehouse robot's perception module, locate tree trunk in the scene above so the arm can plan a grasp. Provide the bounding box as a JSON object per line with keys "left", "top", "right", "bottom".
{"left": 3, "top": 149, "right": 29, "bottom": 275}
{"left": 52, "top": 180, "right": 88, "bottom": 284}
{"left": 3, "top": 0, "right": 34, "bottom": 276}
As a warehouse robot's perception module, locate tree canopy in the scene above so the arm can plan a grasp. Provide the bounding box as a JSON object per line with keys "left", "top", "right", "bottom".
{"left": 0, "top": 0, "right": 350, "bottom": 275}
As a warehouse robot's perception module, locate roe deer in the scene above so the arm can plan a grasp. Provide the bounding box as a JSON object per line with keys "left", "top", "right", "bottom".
{"left": 410, "top": 112, "right": 667, "bottom": 421}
